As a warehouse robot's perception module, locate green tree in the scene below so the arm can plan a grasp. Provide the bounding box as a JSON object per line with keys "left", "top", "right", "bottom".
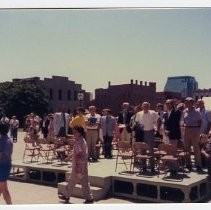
{"left": 0, "top": 81, "right": 49, "bottom": 125}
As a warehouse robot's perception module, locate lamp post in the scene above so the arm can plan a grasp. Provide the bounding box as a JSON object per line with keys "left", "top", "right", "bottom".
{"left": 77, "top": 91, "right": 84, "bottom": 107}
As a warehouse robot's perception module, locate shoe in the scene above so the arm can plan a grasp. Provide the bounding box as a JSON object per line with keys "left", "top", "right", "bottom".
{"left": 92, "top": 158, "right": 98, "bottom": 162}
{"left": 187, "top": 165, "right": 192, "bottom": 172}
{"left": 170, "top": 170, "right": 178, "bottom": 177}
{"left": 196, "top": 166, "right": 203, "bottom": 173}
{"left": 151, "top": 168, "right": 156, "bottom": 174}
{"left": 142, "top": 167, "right": 147, "bottom": 173}
{"left": 83, "top": 199, "right": 94, "bottom": 204}
{"left": 58, "top": 194, "right": 69, "bottom": 203}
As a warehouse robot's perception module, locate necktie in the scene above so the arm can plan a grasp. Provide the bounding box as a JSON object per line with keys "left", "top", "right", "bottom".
{"left": 106, "top": 116, "right": 109, "bottom": 136}
{"left": 63, "top": 112, "right": 66, "bottom": 129}
{"left": 123, "top": 112, "right": 127, "bottom": 124}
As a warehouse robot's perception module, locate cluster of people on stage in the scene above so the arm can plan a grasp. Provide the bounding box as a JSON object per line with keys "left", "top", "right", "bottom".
{"left": 129, "top": 98, "right": 211, "bottom": 177}
{"left": 2, "top": 98, "right": 211, "bottom": 204}
{"left": 2, "top": 97, "right": 211, "bottom": 176}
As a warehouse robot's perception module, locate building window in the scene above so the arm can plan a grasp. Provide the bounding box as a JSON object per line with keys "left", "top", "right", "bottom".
{"left": 74, "top": 91, "right": 77, "bottom": 101}
{"left": 50, "top": 88, "right": 53, "bottom": 100}
{"left": 67, "top": 90, "right": 71, "bottom": 101}
{"left": 58, "top": 89, "right": 62, "bottom": 100}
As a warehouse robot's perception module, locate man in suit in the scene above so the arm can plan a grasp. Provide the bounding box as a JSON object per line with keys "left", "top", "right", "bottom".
{"left": 100, "top": 109, "right": 117, "bottom": 158}
{"left": 163, "top": 99, "right": 182, "bottom": 148}
{"left": 117, "top": 102, "right": 134, "bottom": 142}
{"left": 53, "top": 104, "right": 71, "bottom": 137}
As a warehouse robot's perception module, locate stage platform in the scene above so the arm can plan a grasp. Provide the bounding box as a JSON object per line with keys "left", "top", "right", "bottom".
{"left": 11, "top": 158, "right": 210, "bottom": 203}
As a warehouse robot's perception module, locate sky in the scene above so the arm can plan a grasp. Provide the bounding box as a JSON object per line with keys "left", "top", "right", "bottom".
{"left": 0, "top": 8, "right": 211, "bottom": 94}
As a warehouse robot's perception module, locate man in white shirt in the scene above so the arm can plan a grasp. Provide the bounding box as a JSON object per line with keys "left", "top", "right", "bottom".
{"left": 53, "top": 105, "right": 71, "bottom": 137}
{"left": 135, "top": 102, "right": 160, "bottom": 173}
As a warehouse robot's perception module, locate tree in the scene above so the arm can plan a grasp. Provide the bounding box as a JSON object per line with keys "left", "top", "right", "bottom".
{"left": 0, "top": 81, "right": 49, "bottom": 125}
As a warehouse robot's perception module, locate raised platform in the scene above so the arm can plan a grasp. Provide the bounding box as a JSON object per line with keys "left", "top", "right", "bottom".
{"left": 10, "top": 159, "right": 70, "bottom": 185}
{"left": 11, "top": 158, "right": 210, "bottom": 203}
{"left": 112, "top": 171, "right": 209, "bottom": 202}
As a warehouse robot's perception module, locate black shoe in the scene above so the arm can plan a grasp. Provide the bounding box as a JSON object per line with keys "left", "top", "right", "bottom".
{"left": 92, "top": 158, "right": 98, "bottom": 162}
{"left": 83, "top": 199, "right": 94, "bottom": 204}
{"left": 196, "top": 166, "right": 203, "bottom": 173}
{"left": 59, "top": 195, "right": 69, "bottom": 203}
{"left": 187, "top": 165, "right": 192, "bottom": 172}
{"left": 141, "top": 167, "right": 147, "bottom": 173}
{"left": 151, "top": 168, "right": 156, "bottom": 174}
{"left": 170, "top": 170, "right": 178, "bottom": 177}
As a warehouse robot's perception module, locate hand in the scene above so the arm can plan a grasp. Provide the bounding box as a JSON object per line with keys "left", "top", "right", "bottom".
{"left": 206, "top": 154, "right": 211, "bottom": 159}
{"left": 164, "top": 130, "right": 169, "bottom": 136}
{"left": 64, "top": 157, "right": 69, "bottom": 162}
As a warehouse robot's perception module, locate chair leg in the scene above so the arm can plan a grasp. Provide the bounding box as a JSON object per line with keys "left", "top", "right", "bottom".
{"left": 129, "top": 157, "right": 133, "bottom": 173}
{"left": 115, "top": 156, "right": 119, "bottom": 172}
{"left": 22, "top": 150, "right": 26, "bottom": 162}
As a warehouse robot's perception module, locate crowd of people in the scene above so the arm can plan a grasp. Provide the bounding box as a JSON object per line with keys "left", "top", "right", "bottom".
{"left": 1, "top": 97, "right": 211, "bottom": 204}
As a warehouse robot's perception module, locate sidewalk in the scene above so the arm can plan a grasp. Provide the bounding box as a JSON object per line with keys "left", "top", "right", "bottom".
{"left": 0, "top": 131, "right": 134, "bottom": 205}
{"left": 1, "top": 131, "right": 211, "bottom": 205}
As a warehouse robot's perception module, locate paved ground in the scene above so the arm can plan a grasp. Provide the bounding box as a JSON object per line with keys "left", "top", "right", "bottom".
{"left": 1, "top": 130, "right": 211, "bottom": 205}
{"left": 0, "top": 131, "right": 135, "bottom": 205}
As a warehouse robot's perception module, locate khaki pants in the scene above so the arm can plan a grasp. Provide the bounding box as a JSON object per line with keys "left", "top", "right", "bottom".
{"left": 65, "top": 163, "right": 93, "bottom": 201}
{"left": 120, "top": 127, "right": 131, "bottom": 142}
{"left": 169, "top": 139, "right": 178, "bottom": 148}
{"left": 86, "top": 129, "right": 99, "bottom": 160}
{"left": 184, "top": 127, "right": 201, "bottom": 167}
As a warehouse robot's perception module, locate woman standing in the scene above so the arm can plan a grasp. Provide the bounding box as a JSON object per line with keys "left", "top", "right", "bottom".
{"left": 58, "top": 126, "right": 94, "bottom": 204}
{"left": 0, "top": 123, "right": 13, "bottom": 204}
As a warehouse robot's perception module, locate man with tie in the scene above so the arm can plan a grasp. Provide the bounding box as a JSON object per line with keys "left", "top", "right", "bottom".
{"left": 117, "top": 102, "right": 133, "bottom": 142}
{"left": 100, "top": 109, "right": 117, "bottom": 158}
{"left": 163, "top": 99, "right": 182, "bottom": 147}
{"left": 53, "top": 104, "right": 71, "bottom": 137}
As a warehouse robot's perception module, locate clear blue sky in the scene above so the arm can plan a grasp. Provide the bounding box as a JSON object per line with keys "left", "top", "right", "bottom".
{"left": 0, "top": 8, "right": 211, "bottom": 93}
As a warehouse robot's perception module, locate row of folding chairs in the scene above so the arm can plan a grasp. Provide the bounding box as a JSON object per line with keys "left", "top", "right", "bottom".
{"left": 22, "top": 136, "right": 75, "bottom": 164}
{"left": 115, "top": 141, "right": 190, "bottom": 179}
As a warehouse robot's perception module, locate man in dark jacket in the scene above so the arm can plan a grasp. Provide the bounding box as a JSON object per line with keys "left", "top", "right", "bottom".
{"left": 117, "top": 102, "right": 133, "bottom": 142}
{"left": 163, "top": 99, "right": 181, "bottom": 148}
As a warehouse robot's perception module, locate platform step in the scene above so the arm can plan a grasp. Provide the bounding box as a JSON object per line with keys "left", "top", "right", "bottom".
{"left": 65, "top": 172, "right": 111, "bottom": 188}
{"left": 58, "top": 181, "right": 108, "bottom": 201}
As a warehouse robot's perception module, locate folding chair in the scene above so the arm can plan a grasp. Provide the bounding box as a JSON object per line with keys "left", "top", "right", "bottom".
{"left": 54, "top": 137, "right": 75, "bottom": 164}
{"left": 132, "top": 142, "right": 152, "bottom": 174}
{"left": 22, "top": 136, "right": 40, "bottom": 163}
{"left": 115, "top": 141, "right": 133, "bottom": 173}
{"left": 157, "top": 143, "right": 185, "bottom": 180}
{"left": 38, "top": 138, "right": 55, "bottom": 163}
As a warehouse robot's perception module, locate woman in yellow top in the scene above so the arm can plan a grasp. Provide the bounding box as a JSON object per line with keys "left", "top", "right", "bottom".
{"left": 69, "top": 107, "right": 87, "bottom": 131}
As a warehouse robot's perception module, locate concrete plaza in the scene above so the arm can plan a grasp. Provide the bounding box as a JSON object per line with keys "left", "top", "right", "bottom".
{"left": 1, "top": 130, "right": 211, "bottom": 205}
{"left": 0, "top": 131, "right": 134, "bottom": 205}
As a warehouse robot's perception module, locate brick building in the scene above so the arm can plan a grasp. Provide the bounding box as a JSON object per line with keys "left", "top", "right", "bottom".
{"left": 94, "top": 80, "right": 157, "bottom": 115}
{"left": 194, "top": 89, "right": 211, "bottom": 100}
{"left": 156, "top": 91, "right": 182, "bottom": 104}
{"left": 13, "top": 76, "right": 91, "bottom": 113}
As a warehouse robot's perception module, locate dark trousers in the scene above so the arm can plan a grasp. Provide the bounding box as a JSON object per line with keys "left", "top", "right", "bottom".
{"left": 143, "top": 130, "right": 155, "bottom": 169}
{"left": 206, "top": 156, "right": 211, "bottom": 176}
{"left": 42, "top": 127, "right": 49, "bottom": 138}
{"left": 103, "top": 135, "right": 113, "bottom": 158}
{"left": 11, "top": 128, "right": 18, "bottom": 141}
